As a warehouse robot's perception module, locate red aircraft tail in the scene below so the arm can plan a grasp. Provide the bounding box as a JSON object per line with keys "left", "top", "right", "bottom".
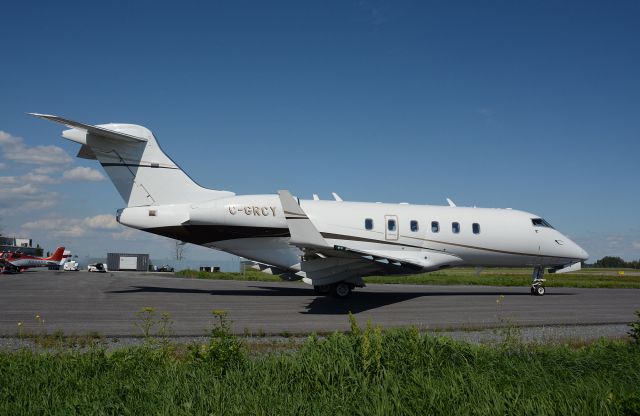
{"left": 46, "top": 247, "right": 65, "bottom": 262}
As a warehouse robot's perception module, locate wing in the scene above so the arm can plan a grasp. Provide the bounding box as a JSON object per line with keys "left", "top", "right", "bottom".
{"left": 277, "top": 190, "right": 462, "bottom": 286}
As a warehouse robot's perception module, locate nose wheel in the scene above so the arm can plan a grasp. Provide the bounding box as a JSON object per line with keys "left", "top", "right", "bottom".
{"left": 530, "top": 266, "right": 546, "bottom": 296}
{"left": 531, "top": 282, "right": 546, "bottom": 296}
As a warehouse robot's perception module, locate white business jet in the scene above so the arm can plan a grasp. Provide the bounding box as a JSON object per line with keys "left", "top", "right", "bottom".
{"left": 31, "top": 113, "right": 588, "bottom": 298}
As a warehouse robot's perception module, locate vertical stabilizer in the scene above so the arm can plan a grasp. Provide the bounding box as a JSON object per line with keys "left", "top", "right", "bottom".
{"left": 46, "top": 247, "right": 65, "bottom": 262}
{"left": 30, "top": 114, "right": 234, "bottom": 206}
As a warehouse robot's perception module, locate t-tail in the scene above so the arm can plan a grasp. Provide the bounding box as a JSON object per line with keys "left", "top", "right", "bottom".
{"left": 45, "top": 247, "right": 65, "bottom": 262}
{"left": 29, "top": 113, "right": 235, "bottom": 207}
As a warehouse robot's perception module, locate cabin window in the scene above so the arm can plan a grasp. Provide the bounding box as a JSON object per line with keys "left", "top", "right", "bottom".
{"left": 410, "top": 220, "right": 419, "bottom": 232}
{"left": 452, "top": 222, "right": 460, "bottom": 234}
{"left": 388, "top": 218, "right": 396, "bottom": 232}
{"left": 431, "top": 221, "right": 439, "bottom": 233}
{"left": 472, "top": 223, "right": 481, "bottom": 234}
{"left": 531, "top": 218, "right": 554, "bottom": 229}
{"left": 365, "top": 218, "right": 373, "bottom": 230}
{"left": 148, "top": 210, "right": 157, "bottom": 217}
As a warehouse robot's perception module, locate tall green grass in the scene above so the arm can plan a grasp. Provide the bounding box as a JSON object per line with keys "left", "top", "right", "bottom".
{"left": 1, "top": 320, "right": 639, "bottom": 415}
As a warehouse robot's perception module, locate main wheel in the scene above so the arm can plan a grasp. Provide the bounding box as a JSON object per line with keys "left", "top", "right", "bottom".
{"left": 332, "top": 282, "right": 352, "bottom": 298}
{"left": 535, "top": 285, "right": 546, "bottom": 296}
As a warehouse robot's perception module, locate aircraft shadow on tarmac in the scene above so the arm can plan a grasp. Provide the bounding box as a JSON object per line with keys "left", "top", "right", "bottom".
{"left": 108, "top": 285, "right": 574, "bottom": 315}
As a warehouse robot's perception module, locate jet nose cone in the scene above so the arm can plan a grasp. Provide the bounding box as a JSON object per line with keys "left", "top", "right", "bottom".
{"left": 560, "top": 234, "right": 589, "bottom": 261}
{"left": 569, "top": 240, "right": 589, "bottom": 261}
{"left": 577, "top": 247, "right": 589, "bottom": 262}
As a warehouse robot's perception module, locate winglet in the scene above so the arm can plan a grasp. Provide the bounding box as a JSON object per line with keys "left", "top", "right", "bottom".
{"left": 278, "top": 190, "right": 329, "bottom": 249}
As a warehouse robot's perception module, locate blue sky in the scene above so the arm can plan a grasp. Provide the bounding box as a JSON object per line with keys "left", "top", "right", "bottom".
{"left": 1, "top": 0, "right": 638, "bottom": 263}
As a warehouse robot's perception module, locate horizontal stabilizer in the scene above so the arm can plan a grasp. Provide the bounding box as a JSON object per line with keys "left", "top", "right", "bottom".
{"left": 28, "top": 113, "right": 147, "bottom": 143}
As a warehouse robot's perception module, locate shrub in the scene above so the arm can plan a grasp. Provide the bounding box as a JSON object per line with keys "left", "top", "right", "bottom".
{"left": 188, "top": 310, "right": 245, "bottom": 374}
{"left": 630, "top": 310, "right": 640, "bottom": 345}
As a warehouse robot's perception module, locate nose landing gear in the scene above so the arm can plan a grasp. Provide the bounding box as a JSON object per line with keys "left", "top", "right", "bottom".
{"left": 531, "top": 266, "right": 546, "bottom": 296}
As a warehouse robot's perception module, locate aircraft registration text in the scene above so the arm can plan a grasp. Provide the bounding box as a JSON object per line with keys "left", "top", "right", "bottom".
{"left": 228, "top": 205, "right": 277, "bottom": 216}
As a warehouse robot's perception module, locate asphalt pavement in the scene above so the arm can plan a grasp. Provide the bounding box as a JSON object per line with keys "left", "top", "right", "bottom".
{"left": 0, "top": 270, "right": 638, "bottom": 337}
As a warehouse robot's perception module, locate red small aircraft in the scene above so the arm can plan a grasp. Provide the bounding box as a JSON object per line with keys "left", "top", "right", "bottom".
{"left": 0, "top": 247, "right": 65, "bottom": 273}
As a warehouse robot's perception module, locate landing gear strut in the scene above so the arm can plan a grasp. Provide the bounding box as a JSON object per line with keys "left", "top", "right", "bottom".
{"left": 531, "top": 266, "right": 546, "bottom": 296}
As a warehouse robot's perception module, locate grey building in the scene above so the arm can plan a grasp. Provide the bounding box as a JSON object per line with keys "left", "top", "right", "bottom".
{"left": 107, "top": 253, "right": 149, "bottom": 271}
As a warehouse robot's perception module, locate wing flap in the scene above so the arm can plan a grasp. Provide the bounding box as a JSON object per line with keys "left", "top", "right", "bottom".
{"left": 334, "top": 244, "right": 425, "bottom": 271}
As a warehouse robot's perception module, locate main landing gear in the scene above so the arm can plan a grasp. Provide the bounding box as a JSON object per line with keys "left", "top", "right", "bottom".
{"left": 531, "top": 266, "right": 546, "bottom": 296}
{"left": 313, "top": 282, "right": 354, "bottom": 298}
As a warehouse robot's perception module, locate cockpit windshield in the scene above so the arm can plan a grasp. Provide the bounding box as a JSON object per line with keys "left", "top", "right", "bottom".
{"left": 531, "top": 218, "right": 554, "bottom": 229}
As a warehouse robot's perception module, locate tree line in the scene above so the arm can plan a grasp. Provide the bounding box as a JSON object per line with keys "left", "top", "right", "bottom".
{"left": 590, "top": 256, "right": 640, "bottom": 269}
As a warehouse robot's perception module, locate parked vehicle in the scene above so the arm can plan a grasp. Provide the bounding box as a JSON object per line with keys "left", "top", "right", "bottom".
{"left": 63, "top": 260, "right": 79, "bottom": 271}
{"left": 87, "top": 263, "right": 107, "bottom": 273}
{"left": 157, "top": 265, "right": 175, "bottom": 272}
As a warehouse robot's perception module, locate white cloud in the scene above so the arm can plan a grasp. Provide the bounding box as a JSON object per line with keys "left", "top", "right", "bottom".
{"left": 0, "top": 183, "right": 41, "bottom": 197}
{"left": 83, "top": 214, "right": 118, "bottom": 230}
{"left": 6, "top": 145, "right": 73, "bottom": 165}
{"left": 23, "top": 172, "right": 58, "bottom": 184}
{"left": 62, "top": 166, "right": 105, "bottom": 182}
{"left": 0, "top": 162, "right": 6, "bottom": 170}
{"left": 633, "top": 242, "right": 640, "bottom": 251}
{"left": 22, "top": 198, "right": 57, "bottom": 211}
{"left": 21, "top": 214, "right": 120, "bottom": 238}
{"left": 0, "top": 176, "right": 17, "bottom": 184}
{"left": 111, "top": 228, "right": 140, "bottom": 240}
{"left": 0, "top": 131, "right": 22, "bottom": 146}
{"left": 0, "top": 184, "right": 57, "bottom": 214}
{"left": 22, "top": 218, "right": 86, "bottom": 237}
{"left": 33, "top": 166, "right": 63, "bottom": 175}
{"left": 0, "top": 131, "right": 72, "bottom": 165}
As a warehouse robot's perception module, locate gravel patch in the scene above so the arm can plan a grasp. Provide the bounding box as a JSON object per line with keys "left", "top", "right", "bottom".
{"left": 0, "top": 324, "right": 630, "bottom": 353}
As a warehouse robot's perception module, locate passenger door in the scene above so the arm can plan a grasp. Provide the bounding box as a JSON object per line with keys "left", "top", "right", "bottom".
{"left": 385, "top": 215, "right": 399, "bottom": 241}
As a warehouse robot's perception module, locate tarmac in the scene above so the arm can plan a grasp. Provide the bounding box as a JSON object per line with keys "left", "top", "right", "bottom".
{"left": 0, "top": 270, "right": 638, "bottom": 339}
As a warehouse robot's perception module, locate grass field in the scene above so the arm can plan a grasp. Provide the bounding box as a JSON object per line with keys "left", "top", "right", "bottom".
{"left": 176, "top": 268, "right": 640, "bottom": 289}
{"left": 1, "top": 315, "right": 639, "bottom": 415}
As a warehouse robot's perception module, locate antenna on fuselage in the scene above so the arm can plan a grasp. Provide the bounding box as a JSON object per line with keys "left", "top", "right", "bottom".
{"left": 312, "top": 194, "right": 320, "bottom": 200}
{"left": 332, "top": 192, "right": 343, "bottom": 202}
{"left": 446, "top": 198, "right": 456, "bottom": 207}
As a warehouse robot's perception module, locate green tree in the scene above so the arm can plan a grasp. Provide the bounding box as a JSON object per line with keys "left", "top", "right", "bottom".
{"left": 594, "top": 256, "right": 627, "bottom": 268}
